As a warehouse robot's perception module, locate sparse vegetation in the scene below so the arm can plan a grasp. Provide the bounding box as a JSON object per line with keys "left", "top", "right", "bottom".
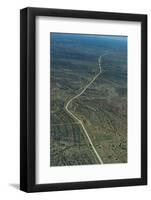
{"left": 50, "top": 33, "right": 127, "bottom": 166}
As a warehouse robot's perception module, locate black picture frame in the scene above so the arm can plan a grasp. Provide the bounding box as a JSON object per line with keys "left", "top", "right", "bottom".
{"left": 20, "top": 7, "right": 147, "bottom": 192}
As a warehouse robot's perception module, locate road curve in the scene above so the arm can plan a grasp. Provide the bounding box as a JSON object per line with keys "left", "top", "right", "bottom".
{"left": 65, "top": 55, "right": 104, "bottom": 164}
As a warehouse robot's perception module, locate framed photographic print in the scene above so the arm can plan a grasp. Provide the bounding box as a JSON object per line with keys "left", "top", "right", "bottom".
{"left": 20, "top": 7, "right": 147, "bottom": 192}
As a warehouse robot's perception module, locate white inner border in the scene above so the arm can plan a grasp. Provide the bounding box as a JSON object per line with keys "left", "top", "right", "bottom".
{"left": 36, "top": 16, "right": 141, "bottom": 184}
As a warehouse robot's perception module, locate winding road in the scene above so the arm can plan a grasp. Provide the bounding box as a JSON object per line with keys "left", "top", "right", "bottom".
{"left": 65, "top": 55, "right": 104, "bottom": 164}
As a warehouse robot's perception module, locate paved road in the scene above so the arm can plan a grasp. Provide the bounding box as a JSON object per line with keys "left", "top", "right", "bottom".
{"left": 65, "top": 55, "right": 104, "bottom": 164}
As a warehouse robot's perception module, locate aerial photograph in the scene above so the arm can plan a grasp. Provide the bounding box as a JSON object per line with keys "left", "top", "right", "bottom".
{"left": 50, "top": 32, "right": 127, "bottom": 166}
